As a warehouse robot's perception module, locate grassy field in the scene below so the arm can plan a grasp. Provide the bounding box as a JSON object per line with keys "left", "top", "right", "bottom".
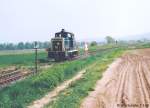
{"left": 0, "top": 50, "right": 46, "bottom": 68}
{"left": 0, "top": 49, "right": 37, "bottom": 55}
{"left": 0, "top": 46, "right": 122, "bottom": 108}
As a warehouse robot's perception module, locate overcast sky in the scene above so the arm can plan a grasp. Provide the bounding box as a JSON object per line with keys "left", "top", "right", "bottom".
{"left": 0, "top": 0, "right": 150, "bottom": 43}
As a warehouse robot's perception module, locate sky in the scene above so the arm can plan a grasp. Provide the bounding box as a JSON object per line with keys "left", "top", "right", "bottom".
{"left": 0, "top": 0, "right": 150, "bottom": 43}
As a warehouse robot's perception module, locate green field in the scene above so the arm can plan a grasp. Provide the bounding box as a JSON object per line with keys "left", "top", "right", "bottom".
{"left": 0, "top": 50, "right": 46, "bottom": 68}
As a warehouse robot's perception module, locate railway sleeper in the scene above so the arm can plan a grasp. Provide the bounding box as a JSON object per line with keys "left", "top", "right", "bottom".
{"left": 0, "top": 74, "right": 22, "bottom": 85}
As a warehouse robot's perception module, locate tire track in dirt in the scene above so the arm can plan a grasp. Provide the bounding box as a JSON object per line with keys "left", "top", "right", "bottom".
{"left": 115, "top": 57, "right": 129, "bottom": 105}
{"left": 140, "top": 60, "right": 150, "bottom": 102}
{"left": 81, "top": 49, "right": 150, "bottom": 108}
{"left": 136, "top": 60, "right": 146, "bottom": 104}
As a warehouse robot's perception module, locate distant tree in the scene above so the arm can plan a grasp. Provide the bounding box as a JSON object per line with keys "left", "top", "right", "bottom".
{"left": 105, "top": 36, "right": 115, "bottom": 44}
{"left": 137, "top": 40, "right": 142, "bottom": 43}
{"left": 2, "top": 43, "right": 7, "bottom": 50}
{"left": 6, "top": 43, "right": 15, "bottom": 50}
{"left": 90, "top": 41, "right": 97, "bottom": 46}
{"left": 43, "top": 41, "right": 50, "bottom": 48}
{"left": 0, "top": 44, "right": 4, "bottom": 50}
{"left": 17, "top": 42, "right": 24, "bottom": 49}
{"left": 25, "top": 42, "right": 32, "bottom": 49}
{"left": 37, "top": 42, "right": 43, "bottom": 48}
{"left": 0, "top": 41, "right": 52, "bottom": 50}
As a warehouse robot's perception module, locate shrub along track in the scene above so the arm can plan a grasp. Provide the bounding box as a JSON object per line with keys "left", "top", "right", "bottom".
{"left": 81, "top": 49, "right": 150, "bottom": 108}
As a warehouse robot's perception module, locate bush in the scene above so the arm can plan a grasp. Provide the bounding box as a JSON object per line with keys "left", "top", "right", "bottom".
{"left": 90, "top": 41, "right": 97, "bottom": 46}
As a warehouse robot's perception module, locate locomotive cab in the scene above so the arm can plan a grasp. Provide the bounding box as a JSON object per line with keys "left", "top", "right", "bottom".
{"left": 48, "top": 29, "right": 78, "bottom": 61}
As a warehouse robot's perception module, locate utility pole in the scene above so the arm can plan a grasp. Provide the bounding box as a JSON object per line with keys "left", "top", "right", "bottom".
{"left": 34, "top": 41, "right": 38, "bottom": 74}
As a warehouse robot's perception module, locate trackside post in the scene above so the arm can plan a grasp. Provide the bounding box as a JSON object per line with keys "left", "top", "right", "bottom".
{"left": 34, "top": 41, "right": 38, "bottom": 74}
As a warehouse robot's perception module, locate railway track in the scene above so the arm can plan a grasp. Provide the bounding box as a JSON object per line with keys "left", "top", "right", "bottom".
{"left": 0, "top": 68, "right": 31, "bottom": 88}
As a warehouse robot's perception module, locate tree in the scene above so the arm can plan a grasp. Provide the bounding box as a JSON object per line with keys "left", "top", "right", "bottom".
{"left": 0, "top": 41, "right": 51, "bottom": 50}
{"left": 0, "top": 44, "right": 4, "bottom": 50}
{"left": 43, "top": 41, "right": 50, "bottom": 48}
{"left": 105, "top": 36, "right": 115, "bottom": 44}
{"left": 6, "top": 43, "right": 15, "bottom": 50}
{"left": 90, "top": 41, "right": 97, "bottom": 46}
{"left": 25, "top": 42, "right": 32, "bottom": 49}
{"left": 17, "top": 42, "right": 24, "bottom": 49}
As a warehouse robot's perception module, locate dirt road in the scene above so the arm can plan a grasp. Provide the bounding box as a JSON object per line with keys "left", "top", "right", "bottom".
{"left": 81, "top": 49, "right": 150, "bottom": 108}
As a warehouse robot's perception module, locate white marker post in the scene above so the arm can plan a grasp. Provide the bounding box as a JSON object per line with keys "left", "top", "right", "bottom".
{"left": 84, "top": 42, "right": 88, "bottom": 55}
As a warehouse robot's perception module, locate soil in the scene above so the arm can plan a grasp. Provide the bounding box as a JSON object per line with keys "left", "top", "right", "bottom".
{"left": 81, "top": 48, "right": 150, "bottom": 108}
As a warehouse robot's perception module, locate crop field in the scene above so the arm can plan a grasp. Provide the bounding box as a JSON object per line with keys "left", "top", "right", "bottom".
{"left": 0, "top": 50, "right": 46, "bottom": 68}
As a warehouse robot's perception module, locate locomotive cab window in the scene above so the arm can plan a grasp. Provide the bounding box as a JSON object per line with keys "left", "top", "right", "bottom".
{"left": 65, "top": 38, "right": 69, "bottom": 50}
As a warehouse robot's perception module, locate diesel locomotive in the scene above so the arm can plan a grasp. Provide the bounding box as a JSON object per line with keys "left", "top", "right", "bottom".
{"left": 47, "top": 29, "right": 79, "bottom": 61}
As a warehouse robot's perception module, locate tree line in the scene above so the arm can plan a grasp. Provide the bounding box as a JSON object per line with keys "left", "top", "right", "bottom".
{"left": 0, "top": 36, "right": 117, "bottom": 50}
{"left": 0, "top": 41, "right": 50, "bottom": 50}
{"left": 90, "top": 36, "right": 116, "bottom": 46}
